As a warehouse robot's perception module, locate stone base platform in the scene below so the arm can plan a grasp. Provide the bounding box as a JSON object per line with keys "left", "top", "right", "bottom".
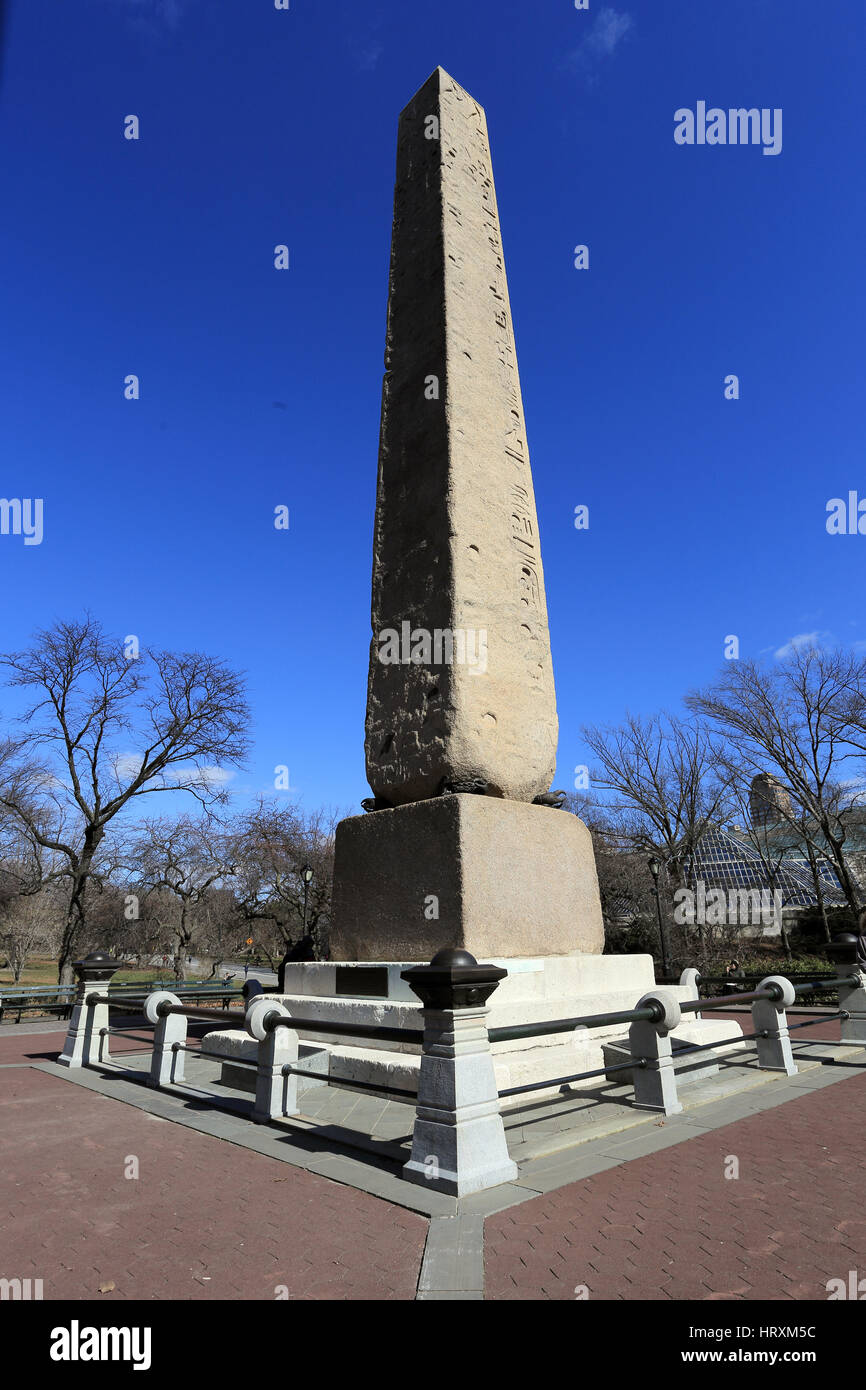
{"left": 329, "top": 796, "right": 605, "bottom": 961}
{"left": 202, "top": 955, "right": 745, "bottom": 1105}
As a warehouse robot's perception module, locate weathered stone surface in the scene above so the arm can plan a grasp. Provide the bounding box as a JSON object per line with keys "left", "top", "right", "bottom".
{"left": 365, "top": 67, "right": 557, "bottom": 806}
{"left": 329, "top": 796, "right": 603, "bottom": 961}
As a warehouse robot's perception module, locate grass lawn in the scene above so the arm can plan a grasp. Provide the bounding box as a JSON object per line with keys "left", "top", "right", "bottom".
{"left": 0, "top": 956, "right": 216, "bottom": 988}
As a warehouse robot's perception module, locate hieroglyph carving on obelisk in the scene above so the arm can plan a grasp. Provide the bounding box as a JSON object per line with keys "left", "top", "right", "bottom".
{"left": 365, "top": 68, "right": 558, "bottom": 807}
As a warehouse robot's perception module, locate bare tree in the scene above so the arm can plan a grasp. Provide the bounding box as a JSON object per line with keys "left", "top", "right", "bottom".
{"left": 564, "top": 793, "right": 655, "bottom": 938}
{"left": 0, "top": 617, "right": 250, "bottom": 983}
{"left": 581, "top": 712, "right": 731, "bottom": 892}
{"left": 226, "top": 799, "right": 337, "bottom": 965}
{"left": 0, "top": 756, "right": 66, "bottom": 980}
{"left": 127, "top": 814, "right": 234, "bottom": 980}
{"left": 687, "top": 646, "right": 866, "bottom": 916}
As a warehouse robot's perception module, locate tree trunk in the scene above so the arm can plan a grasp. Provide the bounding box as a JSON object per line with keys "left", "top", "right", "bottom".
{"left": 173, "top": 911, "right": 190, "bottom": 982}
{"left": 805, "top": 845, "right": 831, "bottom": 943}
{"left": 57, "top": 844, "right": 99, "bottom": 985}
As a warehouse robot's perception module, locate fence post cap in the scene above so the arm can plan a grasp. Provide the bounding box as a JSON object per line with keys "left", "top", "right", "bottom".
{"left": 636, "top": 989, "right": 681, "bottom": 1032}
{"left": 246, "top": 997, "right": 289, "bottom": 1041}
{"left": 72, "top": 951, "right": 127, "bottom": 993}
{"left": 758, "top": 975, "right": 796, "bottom": 1008}
{"left": 826, "top": 933, "right": 860, "bottom": 969}
{"left": 145, "top": 990, "right": 181, "bottom": 1025}
{"left": 401, "top": 951, "right": 507, "bottom": 1009}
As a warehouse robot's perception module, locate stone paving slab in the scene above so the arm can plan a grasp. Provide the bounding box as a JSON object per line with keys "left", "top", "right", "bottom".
{"left": 417, "top": 1215, "right": 485, "bottom": 1298}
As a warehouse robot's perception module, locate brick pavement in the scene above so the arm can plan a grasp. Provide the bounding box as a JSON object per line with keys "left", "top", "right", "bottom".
{"left": 0, "top": 1067, "right": 426, "bottom": 1300}
{"left": 0, "top": 1025, "right": 147, "bottom": 1065}
{"left": 3, "top": 1012, "right": 862, "bottom": 1302}
{"left": 484, "top": 1065, "right": 866, "bottom": 1300}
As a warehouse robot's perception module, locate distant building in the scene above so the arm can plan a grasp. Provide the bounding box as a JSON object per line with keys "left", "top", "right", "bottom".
{"left": 749, "top": 772, "right": 793, "bottom": 828}
{"left": 684, "top": 775, "right": 866, "bottom": 937}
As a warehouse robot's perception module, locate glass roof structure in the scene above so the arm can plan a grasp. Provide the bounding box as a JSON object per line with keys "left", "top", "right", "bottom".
{"left": 686, "top": 826, "right": 847, "bottom": 908}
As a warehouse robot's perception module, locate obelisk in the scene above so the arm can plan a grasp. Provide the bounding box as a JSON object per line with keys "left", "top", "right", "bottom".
{"left": 365, "top": 66, "right": 557, "bottom": 806}
{"left": 329, "top": 68, "right": 603, "bottom": 962}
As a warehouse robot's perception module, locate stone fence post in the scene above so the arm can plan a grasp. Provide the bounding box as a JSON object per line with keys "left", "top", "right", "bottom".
{"left": 752, "top": 975, "right": 798, "bottom": 1075}
{"left": 146, "top": 991, "right": 187, "bottom": 1088}
{"left": 58, "top": 951, "right": 126, "bottom": 1069}
{"left": 629, "top": 990, "right": 683, "bottom": 1115}
{"left": 840, "top": 971, "right": 866, "bottom": 1045}
{"left": 679, "top": 967, "right": 702, "bottom": 1019}
{"left": 827, "top": 934, "right": 866, "bottom": 1044}
{"left": 401, "top": 948, "right": 518, "bottom": 1197}
{"left": 245, "top": 998, "right": 299, "bottom": 1124}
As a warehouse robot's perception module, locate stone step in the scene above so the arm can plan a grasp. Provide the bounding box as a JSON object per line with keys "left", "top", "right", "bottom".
{"left": 200, "top": 1014, "right": 745, "bottom": 1108}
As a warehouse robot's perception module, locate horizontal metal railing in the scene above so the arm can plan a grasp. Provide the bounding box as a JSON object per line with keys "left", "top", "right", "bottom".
{"left": 88, "top": 995, "right": 243, "bottom": 1019}
{"left": 679, "top": 986, "right": 781, "bottom": 1012}
{"left": 1, "top": 979, "right": 245, "bottom": 1025}
{"left": 793, "top": 976, "right": 859, "bottom": 996}
{"left": 488, "top": 1002, "right": 663, "bottom": 1046}
{"left": 676, "top": 977, "right": 859, "bottom": 1014}
{"left": 787, "top": 1011, "right": 849, "bottom": 1032}
{"left": 261, "top": 1010, "right": 419, "bottom": 1046}
{"left": 499, "top": 1054, "right": 647, "bottom": 1100}
{"left": 487, "top": 1003, "right": 666, "bottom": 1099}
{"left": 490, "top": 973, "right": 861, "bottom": 1101}
{"left": 65, "top": 961, "right": 865, "bottom": 1157}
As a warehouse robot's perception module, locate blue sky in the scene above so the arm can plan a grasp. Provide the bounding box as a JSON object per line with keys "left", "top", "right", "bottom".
{"left": 1, "top": 0, "right": 864, "bottom": 818}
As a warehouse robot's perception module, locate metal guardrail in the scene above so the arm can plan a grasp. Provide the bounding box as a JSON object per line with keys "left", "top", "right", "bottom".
{"left": 489, "top": 974, "right": 860, "bottom": 1102}
{"left": 56, "top": 948, "right": 866, "bottom": 1199}
{"left": 71, "top": 963, "right": 866, "bottom": 1141}
{"left": 661, "top": 971, "right": 840, "bottom": 998}
{"left": 488, "top": 1003, "right": 663, "bottom": 1046}
{"left": 0, "top": 979, "right": 245, "bottom": 1024}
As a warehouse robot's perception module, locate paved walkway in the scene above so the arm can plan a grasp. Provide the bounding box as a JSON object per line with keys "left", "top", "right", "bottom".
{"left": 1, "top": 1065, "right": 425, "bottom": 1300}
{"left": 485, "top": 1065, "right": 866, "bottom": 1300}
{"left": 2, "top": 1017, "right": 865, "bottom": 1301}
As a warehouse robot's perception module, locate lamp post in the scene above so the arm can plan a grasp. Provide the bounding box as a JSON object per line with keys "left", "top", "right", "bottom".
{"left": 300, "top": 863, "right": 313, "bottom": 942}
{"left": 277, "top": 865, "right": 316, "bottom": 990}
{"left": 647, "top": 855, "right": 671, "bottom": 980}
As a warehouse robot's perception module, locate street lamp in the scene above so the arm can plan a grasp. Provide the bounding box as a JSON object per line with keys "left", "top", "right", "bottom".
{"left": 300, "top": 864, "right": 313, "bottom": 939}
{"left": 277, "top": 864, "right": 316, "bottom": 990}
{"left": 647, "top": 855, "right": 671, "bottom": 980}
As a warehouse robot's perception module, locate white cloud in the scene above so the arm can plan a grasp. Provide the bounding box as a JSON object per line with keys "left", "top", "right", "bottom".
{"left": 357, "top": 41, "right": 384, "bottom": 72}
{"left": 563, "top": 7, "right": 634, "bottom": 76}
{"left": 111, "top": 756, "right": 234, "bottom": 788}
{"left": 585, "top": 7, "right": 633, "bottom": 57}
{"left": 98, "top": 0, "right": 190, "bottom": 34}
{"left": 113, "top": 753, "right": 143, "bottom": 780}
{"left": 166, "top": 766, "right": 236, "bottom": 787}
{"left": 773, "top": 632, "right": 822, "bottom": 660}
